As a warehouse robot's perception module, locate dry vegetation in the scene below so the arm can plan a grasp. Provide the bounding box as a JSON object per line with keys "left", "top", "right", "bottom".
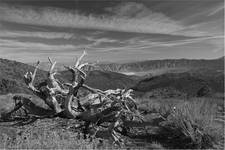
{"left": 0, "top": 53, "right": 224, "bottom": 149}
{"left": 138, "top": 97, "right": 224, "bottom": 149}
{"left": 0, "top": 96, "right": 224, "bottom": 149}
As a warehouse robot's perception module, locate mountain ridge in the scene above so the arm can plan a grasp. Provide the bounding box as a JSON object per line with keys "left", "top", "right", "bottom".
{"left": 32, "top": 57, "right": 224, "bottom": 73}
{"left": 0, "top": 57, "right": 224, "bottom": 98}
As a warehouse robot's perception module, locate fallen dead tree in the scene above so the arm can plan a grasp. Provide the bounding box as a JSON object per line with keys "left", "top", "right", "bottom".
{"left": 9, "top": 51, "right": 146, "bottom": 145}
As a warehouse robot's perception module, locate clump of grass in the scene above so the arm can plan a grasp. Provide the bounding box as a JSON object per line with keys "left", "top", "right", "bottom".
{"left": 0, "top": 119, "right": 115, "bottom": 149}
{"left": 161, "top": 98, "right": 224, "bottom": 149}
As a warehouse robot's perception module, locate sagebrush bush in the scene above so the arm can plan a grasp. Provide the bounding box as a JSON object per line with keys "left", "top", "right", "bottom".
{"left": 138, "top": 97, "right": 224, "bottom": 149}
{"left": 165, "top": 99, "right": 224, "bottom": 149}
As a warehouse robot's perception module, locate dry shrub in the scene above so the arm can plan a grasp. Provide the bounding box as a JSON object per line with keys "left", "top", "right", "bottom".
{"left": 0, "top": 125, "right": 115, "bottom": 149}
{"left": 164, "top": 98, "right": 224, "bottom": 149}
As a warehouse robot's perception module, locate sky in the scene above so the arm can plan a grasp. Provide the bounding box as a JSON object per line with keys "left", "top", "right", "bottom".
{"left": 0, "top": 0, "right": 224, "bottom": 63}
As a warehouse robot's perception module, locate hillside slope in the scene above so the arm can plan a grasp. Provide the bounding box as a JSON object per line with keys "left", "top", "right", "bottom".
{"left": 60, "top": 70, "right": 137, "bottom": 90}
{"left": 0, "top": 58, "right": 47, "bottom": 94}
{"left": 0, "top": 58, "right": 137, "bottom": 94}
{"left": 133, "top": 70, "right": 224, "bottom": 98}
{"left": 0, "top": 58, "right": 223, "bottom": 98}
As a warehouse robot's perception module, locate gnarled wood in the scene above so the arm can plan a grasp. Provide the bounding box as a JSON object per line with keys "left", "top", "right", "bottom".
{"left": 18, "top": 51, "right": 145, "bottom": 145}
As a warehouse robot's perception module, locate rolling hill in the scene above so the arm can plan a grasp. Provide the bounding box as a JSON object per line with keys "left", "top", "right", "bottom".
{"left": 0, "top": 58, "right": 224, "bottom": 98}
{"left": 0, "top": 58, "right": 47, "bottom": 94}
{"left": 0, "top": 58, "right": 137, "bottom": 95}
{"left": 60, "top": 69, "right": 137, "bottom": 91}
{"left": 35, "top": 57, "right": 224, "bottom": 74}
{"left": 132, "top": 70, "right": 224, "bottom": 98}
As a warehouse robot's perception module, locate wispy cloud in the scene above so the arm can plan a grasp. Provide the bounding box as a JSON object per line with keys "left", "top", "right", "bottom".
{"left": 0, "top": 30, "right": 74, "bottom": 39}
{"left": 0, "top": 38, "right": 80, "bottom": 53}
{"left": 91, "top": 35, "right": 224, "bottom": 53}
{"left": 84, "top": 37, "right": 118, "bottom": 47}
{"left": 0, "top": 1, "right": 223, "bottom": 62}
{"left": 0, "top": 3, "right": 188, "bottom": 36}
{"left": 149, "top": 36, "right": 224, "bottom": 47}
{"left": 208, "top": 4, "right": 224, "bottom": 16}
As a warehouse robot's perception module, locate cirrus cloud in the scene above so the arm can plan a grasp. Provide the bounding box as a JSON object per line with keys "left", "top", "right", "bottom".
{"left": 0, "top": 30, "right": 74, "bottom": 39}
{"left": 0, "top": 3, "right": 187, "bottom": 36}
{"left": 0, "top": 1, "right": 223, "bottom": 63}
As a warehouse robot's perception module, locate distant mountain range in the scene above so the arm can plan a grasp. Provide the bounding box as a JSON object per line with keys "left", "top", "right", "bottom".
{"left": 95, "top": 57, "right": 225, "bottom": 74}
{"left": 1, "top": 57, "right": 224, "bottom": 98}
{"left": 34, "top": 57, "right": 224, "bottom": 74}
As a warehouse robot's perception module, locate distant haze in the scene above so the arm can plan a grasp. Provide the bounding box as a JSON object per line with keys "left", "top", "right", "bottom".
{"left": 0, "top": 0, "right": 224, "bottom": 63}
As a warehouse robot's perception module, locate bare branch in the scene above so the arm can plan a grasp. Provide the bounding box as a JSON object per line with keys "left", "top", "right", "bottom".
{"left": 48, "top": 57, "right": 53, "bottom": 64}
{"left": 48, "top": 57, "right": 57, "bottom": 74}
{"left": 24, "top": 61, "right": 40, "bottom": 92}
{"left": 77, "top": 62, "right": 96, "bottom": 70}
{"left": 64, "top": 66, "right": 77, "bottom": 85}
{"left": 75, "top": 51, "right": 87, "bottom": 67}
{"left": 82, "top": 84, "right": 105, "bottom": 95}
{"left": 74, "top": 67, "right": 86, "bottom": 79}
{"left": 46, "top": 58, "right": 69, "bottom": 94}
{"left": 32, "top": 61, "right": 40, "bottom": 81}
{"left": 77, "top": 62, "right": 89, "bottom": 69}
